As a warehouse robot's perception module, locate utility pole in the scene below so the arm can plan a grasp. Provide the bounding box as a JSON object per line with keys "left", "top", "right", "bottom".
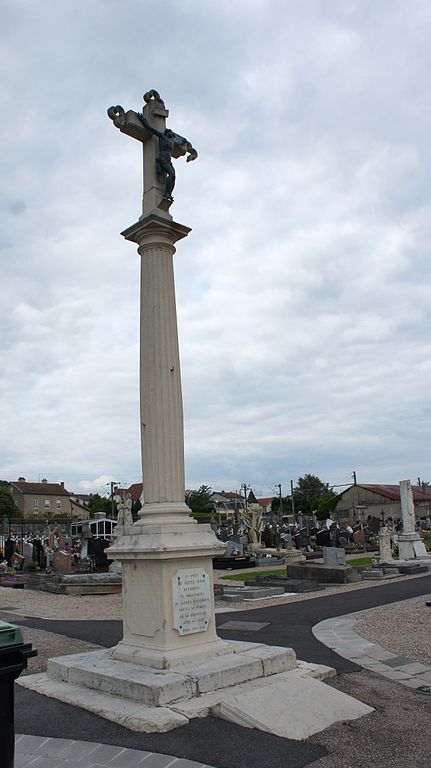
{"left": 277, "top": 483, "right": 283, "bottom": 519}
{"left": 107, "top": 481, "right": 119, "bottom": 518}
{"left": 290, "top": 479, "right": 295, "bottom": 517}
{"left": 234, "top": 490, "right": 239, "bottom": 533}
{"left": 241, "top": 483, "right": 250, "bottom": 512}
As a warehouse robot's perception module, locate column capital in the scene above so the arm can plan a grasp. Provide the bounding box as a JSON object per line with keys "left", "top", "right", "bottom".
{"left": 121, "top": 214, "right": 191, "bottom": 251}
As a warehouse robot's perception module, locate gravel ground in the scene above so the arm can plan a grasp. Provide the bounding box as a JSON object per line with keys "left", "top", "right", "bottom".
{"left": 0, "top": 588, "right": 124, "bottom": 620}
{"left": 306, "top": 671, "right": 431, "bottom": 768}
{"left": 19, "top": 626, "right": 102, "bottom": 674}
{"left": 353, "top": 593, "right": 431, "bottom": 664}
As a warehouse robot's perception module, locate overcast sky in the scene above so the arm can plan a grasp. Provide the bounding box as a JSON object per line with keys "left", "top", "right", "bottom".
{"left": 1, "top": 0, "right": 431, "bottom": 498}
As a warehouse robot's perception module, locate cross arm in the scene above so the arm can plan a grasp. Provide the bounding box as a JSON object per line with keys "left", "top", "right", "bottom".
{"left": 107, "top": 105, "right": 152, "bottom": 143}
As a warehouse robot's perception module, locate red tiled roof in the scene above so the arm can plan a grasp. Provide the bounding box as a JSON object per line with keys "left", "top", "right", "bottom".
{"left": 338, "top": 484, "right": 431, "bottom": 502}
{"left": 11, "top": 481, "right": 70, "bottom": 496}
{"left": 256, "top": 497, "right": 275, "bottom": 505}
{"left": 214, "top": 491, "right": 243, "bottom": 500}
{"left": 114, "top": 483, "right": 143, "bottom": 502}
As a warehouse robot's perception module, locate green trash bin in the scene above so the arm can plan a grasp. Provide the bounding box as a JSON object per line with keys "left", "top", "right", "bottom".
{"left": 0, "top": 620, "right": 37, "bottom": 768}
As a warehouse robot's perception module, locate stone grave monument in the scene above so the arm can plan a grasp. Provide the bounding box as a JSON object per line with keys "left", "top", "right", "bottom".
{"left": 19, "top": 90, "right": 372, "bottom": 738}
{"left": 397, "top": 480, "right": 431, "bottom": 561}
{"left": 323, "top": 546, "right": 346, "bottom": 566}
{"left": 378, "top": 526, "right": 392, "bottom": 561}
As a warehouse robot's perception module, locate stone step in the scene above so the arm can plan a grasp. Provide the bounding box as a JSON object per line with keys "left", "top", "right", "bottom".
{"left": 213, "top": 673, "right": 373, "bottom": 740}
{"left": 18, "top": 660, "right": 335, "bottom": 735}
{"left": 47, "top": 642, "right": 297, "bottom": 706}
{"left": 170, "top": 661, "right": 336, "bottom": 719}
{"left": 18, "top": 673, "right": 188, "bottom": 733}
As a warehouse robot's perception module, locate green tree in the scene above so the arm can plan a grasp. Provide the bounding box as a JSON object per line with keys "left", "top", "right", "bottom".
{"left": 132, "top": 499, "right": 142, "bottom": 521}
{"left": 185, "top": 485, "right": 214, "bottom": 518}
{"left": 315, "top": 490, "right": 339, "bottom": 521}
{"left": 270, "top": 495, "right": 292, "bottom": 517}
{"left": 0, "top": 483, "right": 18, "bottom": 518}
{"left": 87, "top": 494, "right": 114, "bottom": 519}
{"left": 293, "top": 474, "right": 337, "bottom": 520}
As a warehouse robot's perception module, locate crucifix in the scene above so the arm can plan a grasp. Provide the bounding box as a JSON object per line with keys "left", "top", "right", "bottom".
{"left": 107, "top": 90, "right": 197, "bottom": 215}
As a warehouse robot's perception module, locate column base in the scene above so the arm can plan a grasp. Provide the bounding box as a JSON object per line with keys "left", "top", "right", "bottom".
{"left": 110, "top": 636, "right": 230, "bottom": 669}
{"left": 398, "top": 533, "right": 430, "bottom": 560}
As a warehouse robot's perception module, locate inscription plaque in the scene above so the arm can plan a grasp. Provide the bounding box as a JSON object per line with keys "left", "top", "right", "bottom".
{"left": 172, "top": 568, "right": 211, "bottom": 635}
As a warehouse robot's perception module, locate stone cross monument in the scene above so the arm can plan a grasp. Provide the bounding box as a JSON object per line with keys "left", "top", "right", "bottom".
{"left": 17, "top": 93, "right": 375, "bottom": 737}
{"left": 107, "top": 91, "right": 226, "bottom": 668}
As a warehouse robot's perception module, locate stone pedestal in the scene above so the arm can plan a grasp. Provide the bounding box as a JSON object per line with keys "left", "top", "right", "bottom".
{"left": 378, "top": 527, "right": 392, "bottom": 561}
{"left": 397, "top": 532, "right": 429, "bottom": 560}
{"left": 109, "top": 528, "right": 226, "bottom": 668}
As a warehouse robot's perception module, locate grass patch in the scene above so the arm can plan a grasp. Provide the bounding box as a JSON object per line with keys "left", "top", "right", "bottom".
{"left": 220, "top": 568, "right": 286, "bottom": 582}
{"left": 346, "top": 556, "right": 380, "bottom": 568}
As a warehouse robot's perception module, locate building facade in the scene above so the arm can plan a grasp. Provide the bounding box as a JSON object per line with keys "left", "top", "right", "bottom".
{"left": 8, "top": 477, "right": 86, "bottom": 520}
{"left": 333, "top": 483, "right": 431, "bottom": 523}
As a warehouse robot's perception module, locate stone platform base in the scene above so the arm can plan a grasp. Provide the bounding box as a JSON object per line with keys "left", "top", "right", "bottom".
{"left": 19, "top": 641, "right": 373, "bottom": 739}
{"left": 249, "top": 576, "right": 325, "bottom": 593}
{"left": 287, "top": 562, "right": 361, "bottom": 584}
{"left": 379, "top": 559, "right": 431, "bottom": 572}
{"left": 25, "top": 573, "right": 122, "bottom": 595}
{"left": 220, "top": 585, "right": 285, "bottom": 602}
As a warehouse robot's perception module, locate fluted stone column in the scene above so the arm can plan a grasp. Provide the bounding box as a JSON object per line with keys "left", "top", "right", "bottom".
{"left": 108, "top": 213, "right": 226, "bottom": 669}
{"left": 126, "top": 215, "right": 192, "bottom": 523}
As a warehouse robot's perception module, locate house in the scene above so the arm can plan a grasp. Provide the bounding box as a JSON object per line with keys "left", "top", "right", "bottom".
{"left": 255, "top": 497, "right": 274, "bottom": 514}
{"left": 68, "top": 493, "right": 92, "bottom": 518}
{"left": 333, "top": 483, "right": 431, "bottom": 524}
{"left": 210, "top": 491, "right": 245, "bottom": 514}
{"left": 114, "top": 483, "right": 144, "bottom": 504}
{"left": 8, "top": 477, "right": 88, "bottom": 519}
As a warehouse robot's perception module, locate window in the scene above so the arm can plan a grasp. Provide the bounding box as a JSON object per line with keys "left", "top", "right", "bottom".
{"left": 33, "top": 499, "right": 39, "bottom": 509}
{"left": 44, "top": 499, "right": 51, "bottom": 510}
{"left": 56, "top": 499, "right": 62, "bottom": 510}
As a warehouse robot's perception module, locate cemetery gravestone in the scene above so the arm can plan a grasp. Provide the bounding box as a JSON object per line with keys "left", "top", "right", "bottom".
{"left": 398, "top": 480, "right": 430, "bottom": 561}
{"left": 323, "top": 546, "right": 346, "bottom": 566}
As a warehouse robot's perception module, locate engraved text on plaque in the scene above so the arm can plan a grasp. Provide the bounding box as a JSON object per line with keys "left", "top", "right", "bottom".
{"left": 172, "top": 568, "right": 211, "bottom": 635}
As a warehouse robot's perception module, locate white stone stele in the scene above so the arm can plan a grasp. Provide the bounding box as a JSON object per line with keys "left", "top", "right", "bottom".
{"left": 19, "top": 641, "right": 374, "bottom": 738}
{"left": 397, "top": 480, "right": 431, "bottom": 561}
{"left": 399, "top": 479, "right": 416, "bottom": 534}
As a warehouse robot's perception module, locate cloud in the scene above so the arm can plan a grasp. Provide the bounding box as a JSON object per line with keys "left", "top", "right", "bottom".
{"left": 1, "top": 1, "right": 431, "bottom": 495}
